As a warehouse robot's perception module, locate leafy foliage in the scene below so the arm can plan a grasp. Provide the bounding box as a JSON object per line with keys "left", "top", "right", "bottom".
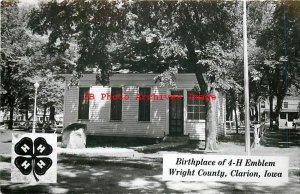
{"left": 27, "top": 0, "right": 240, "bottom": 151}
{"left": 26, "top": 0, "right": 299, "bottom": 149}
{"left": 1, "top": 1, "right": 66, "bottom": 128}
{"left": 253, "top": 1, "right": 300, "bottom": 124}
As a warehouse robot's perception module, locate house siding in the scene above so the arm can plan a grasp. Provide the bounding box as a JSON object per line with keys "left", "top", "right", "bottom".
{"left": 63, "top": 87, "right": 79, "bottom": 128}
{"left": 185, "top": 122, "right": 206, "bottom": 140}
{"left": 64, "top": 84, "right": 168, "bottom": 138}
{"left": 63, "top": 73, "right": 225, "bottom": 141}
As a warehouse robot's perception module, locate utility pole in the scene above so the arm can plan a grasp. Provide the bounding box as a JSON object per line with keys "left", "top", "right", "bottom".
{"left": 243, "top": 0, "right": 251, "bottom": 155}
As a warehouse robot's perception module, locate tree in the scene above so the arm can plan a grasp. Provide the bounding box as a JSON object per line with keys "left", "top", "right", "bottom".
{"left": 112, "top": 1, "right": 242, "bottom": 151}
{"left": 1, "top": 0, "right": 68, "bottom": 129}
{"left": 27, "top": 71, "right": 64, "bottom": 124}
{"left": 1, "top": 1, "right": 35, "bottom": 129}
{"left": 28, "top": 0, "right": 126, "bottom": 85}
{"left": 255, "top": 1, "right": 300, "bottom": 128}
{"left": 28, "top": 0, "right": 241, "bottom": 151}
{"left": 226, "top": 89, "right": 241, "bottom": 134}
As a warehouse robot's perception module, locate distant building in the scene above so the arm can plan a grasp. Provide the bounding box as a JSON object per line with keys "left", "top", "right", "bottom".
{"left": 258, "top": 96, "right": 300, "bottom": 128}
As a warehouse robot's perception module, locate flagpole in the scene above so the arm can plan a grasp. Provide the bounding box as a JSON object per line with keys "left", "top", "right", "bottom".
{"left": 243, "top": 0, "right": 251, "bottom": 155}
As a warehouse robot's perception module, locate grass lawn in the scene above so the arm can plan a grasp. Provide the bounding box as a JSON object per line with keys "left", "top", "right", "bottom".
{"left": 0, "top": 128, "right": 299, "bottom": 193}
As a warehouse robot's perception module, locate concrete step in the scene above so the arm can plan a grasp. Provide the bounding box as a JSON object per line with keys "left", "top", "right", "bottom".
{"left": 163, "top": 136, "right": 189, "bottom": 143}
{"left": 134, "top": 142, "right": 188, "bottom": 153}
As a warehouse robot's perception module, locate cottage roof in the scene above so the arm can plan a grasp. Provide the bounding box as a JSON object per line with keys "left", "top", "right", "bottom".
{"left": 283, "top": 96, "right": 300, "bottom": 101}
{"left": 62, "top": 73, "right": 207, "bottom": 89}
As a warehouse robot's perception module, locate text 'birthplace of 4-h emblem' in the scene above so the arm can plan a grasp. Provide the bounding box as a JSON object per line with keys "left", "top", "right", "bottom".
{"left": 14, "top": 137, "right": 53, "bottom": 181}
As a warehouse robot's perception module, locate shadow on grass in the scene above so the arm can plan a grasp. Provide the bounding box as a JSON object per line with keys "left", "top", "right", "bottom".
{"left": 137, "top": 141, "right": 206, "bottom": 154}
{"left": 218, "top": 131, "right": 254, "bottom": 146}
{"left": 1, "top": 154, "right": 299, "bottom": 193}
{"left": 260, "top": 129, "right": 300, "bottom": 148}
{"left": 220, "top": 128, "right": 300, "bottom": 149}
{"left": 1, "top": 155, "right": 166, "bottom": 193}
{"left": 86, "top": 135, "right": 160, "bottom": 148}
{"left": 1, "top": 129, "right": 300, "bottom": 193}
{"left": 0, "top": 155, "right": 10, "bottom": 163}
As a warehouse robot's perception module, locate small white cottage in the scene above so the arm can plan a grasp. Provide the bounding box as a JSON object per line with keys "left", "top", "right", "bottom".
{"left": 63, "top": 73, "right": 226, "bottom": 141}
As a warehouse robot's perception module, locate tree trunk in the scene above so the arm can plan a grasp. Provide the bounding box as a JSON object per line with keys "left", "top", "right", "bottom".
{"left": 184, "top": 38, "right": 217, "bottom": 151}
{"left": 274, "top": 93, "right": 284, "bottom": 127}
{"left": 8, "top": 106, "right": 14, "bottom": 130}
{"left": 234, "top": 107, "right": 239, "bottom": 134}
{"left": 205, "top": 89, "right": 217, "bottom": 151}
{"left": 230, "top": 113, "right": 233, "bottom": 130}
{"left": 50, "top": 106, "right": 55, "bottom": 124}
{"left": 269, "top": 95, "right": 274, "bottom": 129}
{"left": 25, "top": 109, "right": 28, "bottom": 121}
{"left": 25, "top": 97, "right": 29, "bottom": 121}
{"left": 255, "top": 104, "right": 259, "bottom": 122}
{"left": 43, "top": 106, "right": 47, "bottom": 124}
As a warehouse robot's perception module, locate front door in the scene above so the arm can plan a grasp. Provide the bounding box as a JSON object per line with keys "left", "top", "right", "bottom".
{"left": 169, "top": 90, "right": 184, "bottom": 136}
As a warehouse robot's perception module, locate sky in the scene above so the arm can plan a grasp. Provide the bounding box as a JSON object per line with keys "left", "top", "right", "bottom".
{"left": 18, "top": 0, "right": 41, "bottom": 7}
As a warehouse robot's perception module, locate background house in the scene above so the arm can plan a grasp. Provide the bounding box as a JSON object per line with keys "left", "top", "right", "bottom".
{"left": 258, "top": 96, "right": 300, "bottom": 128}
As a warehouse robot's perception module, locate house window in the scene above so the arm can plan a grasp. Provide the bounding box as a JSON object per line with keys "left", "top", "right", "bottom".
{"left": 288, "top": 112, "right": 298, "bottom": 122}
{"left": 283, "top": 102, "right": 288, "bottom": 108}
{"left": 78, "top": 87, "right": 90, "bottom": 120}
{"left": 187, "top": 91, "right": 206, "bottom": 120}
{"left": 280, "top": 112, "right": 286, "bottom": 119}
{"left": 138, "top": 87, "right": 151, "bottom": 121}
{"left": 261, "top": 101, "right": 265, "bottom": 108}
{"left": 110, "top": 87, "right": 122, "bottom": 121}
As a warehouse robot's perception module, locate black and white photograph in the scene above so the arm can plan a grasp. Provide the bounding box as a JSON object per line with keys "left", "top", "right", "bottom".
{"left": 0, "top": 0, "right": 299, "bottom": 193}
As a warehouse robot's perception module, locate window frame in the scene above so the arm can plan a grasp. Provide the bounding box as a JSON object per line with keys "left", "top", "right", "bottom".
{"left": 288, "top": 112, "right": 298, "bottom": 122}
{"left": 110, "top": 87, "right": 123, "bottom": 121}
{"left": 138, "top": 87, "right": 151, "bottom": 122}
{"left": 78, "top": 87, "right": 90, "bottom": 120}
{"left": 187, "top": 91, "right": 206, "bottom": 122}
{"left": 280, "top": 112, "right": 287, "bottom": 119}
{"left": 261, "top": 101, "right": 265, "bottom": 108}
{"left": 283, "top": 102, "right": 288, "bottom": 109}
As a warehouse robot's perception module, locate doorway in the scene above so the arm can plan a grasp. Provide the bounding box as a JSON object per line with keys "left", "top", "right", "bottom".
{"left": 169, "top": 90, "right": 184, "bottom": 136}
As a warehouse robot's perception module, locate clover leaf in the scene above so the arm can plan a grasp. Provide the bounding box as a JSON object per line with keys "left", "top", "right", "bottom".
{"left": 14, "top": 137, "right": 53, "bottom": 181}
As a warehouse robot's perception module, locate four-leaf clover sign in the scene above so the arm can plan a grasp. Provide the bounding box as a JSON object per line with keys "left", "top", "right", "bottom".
{"left": 14, "top": 137, "right": 53, "bottom": 181}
